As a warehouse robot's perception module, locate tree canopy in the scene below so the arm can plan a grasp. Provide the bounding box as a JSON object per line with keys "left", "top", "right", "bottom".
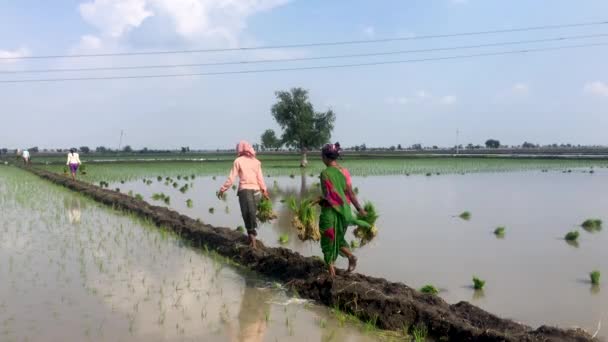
{"left": 261, "top": 129, "right": 281, "bottom": 150}
{"left": 270, "top": 87, "right": 335, "bottom": 166}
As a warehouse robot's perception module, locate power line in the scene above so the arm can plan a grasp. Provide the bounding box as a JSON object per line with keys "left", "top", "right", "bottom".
{"left": 1, "top": 42, "right": 605, "bottom": 84}
{"left": 1, "top": 20, "right": 607, "bottom": 61}
{"left": 2, "top": 33, "right": 607, "bottom": 75}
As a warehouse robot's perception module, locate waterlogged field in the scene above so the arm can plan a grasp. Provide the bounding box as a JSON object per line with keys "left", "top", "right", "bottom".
{"left": 0, "top": 166, "right": 403, "bottom": 342}
{"left": 37, "top": 157, "right": 608, "bottom": 337}
{"left": 39, "top": 156, "right": 608, "bottom": 183}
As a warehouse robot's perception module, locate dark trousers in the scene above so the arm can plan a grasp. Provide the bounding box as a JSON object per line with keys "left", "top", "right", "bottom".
{"left": 238, "top": 190, "right": 260, "bottom": 236}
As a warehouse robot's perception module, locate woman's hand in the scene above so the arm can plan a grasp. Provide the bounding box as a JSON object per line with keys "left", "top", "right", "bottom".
{"left": 262, "top": 190, "right": 270, "bottom": 200}
{"left": 358, "top": 208, "right": 368, "bottom": 217}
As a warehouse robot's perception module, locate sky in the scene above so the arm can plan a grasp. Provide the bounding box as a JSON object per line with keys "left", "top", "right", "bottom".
{"left": 0, "top": 0, "right": 607, "bottom": 150}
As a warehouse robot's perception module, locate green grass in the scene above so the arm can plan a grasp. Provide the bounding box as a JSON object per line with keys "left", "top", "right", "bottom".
{"left": 590, "top": 271, "right": 601, "bottom": 285}
{"left": 411, "top": 323, "right": 428, "bottom": 342}
{"left": 459, "top": 211, "right": 471, "bottom": 220}
{"left": 420, "top": 285, "right": 438, "bottom": 295}
{"left": 472, "top": 276, "right": 486, "bottom": 290}
{"left": 564, "top": 231, "right": 580, "bottom": 241}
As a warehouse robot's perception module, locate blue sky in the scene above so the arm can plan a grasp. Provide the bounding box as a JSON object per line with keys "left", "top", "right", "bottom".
{"left": 1, "top": 0, "right": 607, "bottom": 150}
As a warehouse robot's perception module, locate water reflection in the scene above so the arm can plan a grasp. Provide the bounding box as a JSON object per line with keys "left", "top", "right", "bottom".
{"left": 472, "top": 289, "right": 485, "bottom": 301}
{"left": 64, "top": 197, "right": 82, "bottom": 224}
{"left": 233, "top": 282, "right": 272, "bottom": 342}
{"left": 591, "top": 285, "right": 601, "bottom": 295}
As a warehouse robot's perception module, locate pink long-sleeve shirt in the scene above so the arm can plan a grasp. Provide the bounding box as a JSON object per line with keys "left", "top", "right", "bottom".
{"left": 220, "top": 156, "right": 267, "bottom": 193}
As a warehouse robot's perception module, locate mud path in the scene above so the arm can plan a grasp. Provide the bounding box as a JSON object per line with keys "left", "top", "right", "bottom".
{"left": 25, "top": 167, "right": 594, "bottom": 341}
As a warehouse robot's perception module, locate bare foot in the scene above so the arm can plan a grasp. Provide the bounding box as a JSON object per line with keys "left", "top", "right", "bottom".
{"left": 347, "top": 255, "right": 357, "bottom": 272}
{"left": 248, "top": 235, "right": 257, "bottom": 249}
{"left": 328, "top": 264, "right": 336, "bottom": 278}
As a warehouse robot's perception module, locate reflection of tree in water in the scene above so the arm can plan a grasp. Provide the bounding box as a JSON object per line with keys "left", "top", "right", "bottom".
{"left": 63, "top": 196, "right": 84, "bottom": 224}
{"left": 234, "top": 282, "right": 272, "bottom": 342}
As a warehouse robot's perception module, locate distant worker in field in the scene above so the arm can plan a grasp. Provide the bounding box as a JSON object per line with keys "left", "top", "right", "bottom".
{"left": 22, "top": 149, "right": 30, "bottom": 166}
{"left": 318, "top": 142, "right": 368, "bottom": 277}
{"left": 66, "top": 148, "right": 81, "bottom": 180}
{"left": 218, "top": 141, "right": 269, "bottom": 249}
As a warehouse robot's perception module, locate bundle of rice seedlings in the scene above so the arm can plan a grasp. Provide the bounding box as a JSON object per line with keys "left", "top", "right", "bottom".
{"left": 565, "top": 231, "right": 579, "bottom": 241}
{"left": 278, "top": 234, "right": 289, "bottom": 245}
{"left": 353, "top": 202, "right": 379, "bottom": 243}
{"left": 494, "top": 226, "right": 506, "bottom": 237}
{"left": 590, "top": 270, "right": 601, "bottom": 285}
{"left": 135, "top": 194, "right": 143, "bottom": 201}
{"left": 581, "top": 219, "right": 602, "bottom": 232}
{"left": 472, "top": 276, "right": 486, "bottom": 290}
{"left": 157, "top": 176, "right": 162, "bottom": 182}
{"left": 79, "top": 164, "right": 87, "bottom": 175}
{"left": 459, "top": 211, "right": 471, "bottom": 220}
{"left": 186, "top": 199, "right": 193, "bottom": 208}
{"left": 288, "top": 197, "right": 320, "bottom": 241}
{"left": 236, "top": 226, "right": 245, "bottom": 233}
{"left": 420, "top": 285, "right": 438, "bottom": 295}
{"left": 256, "top": 198, "right": 277, "bottom": 223}
{"left": 63, "top": 166, "right": 68, "bottom": 175}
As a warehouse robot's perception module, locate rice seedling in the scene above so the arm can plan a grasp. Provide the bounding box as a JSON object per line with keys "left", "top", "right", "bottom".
{"left": 120, "top": 180, "right": 125, "bottom": 184}
{"left": 177, "top": 175, "right": 181, "bottom": 180}
{"left": 115, "top": 188, "right": 120, "bottom": 192}
{"left": 63, "top": 165, "right": 68, "bottom": 174}
{"left": 172, "top": 182, "right": 178, "bottom": 188}
{"left": 216, "top": 191, "right": 228, "bottom": 201}
{"left": 212, "top": 176, "right": 216, "bottom": 180}
{"left": 256, "top": 198, "right": 277, "bottom": 223}
{"left": 353, "top": 202, "right": 379, "bottom": 244}
{"left": 179, "top": 184, "right": 189, "bottom": 193}
{"left": 135, "top": 194, "right": 143, "bottom": 201}
{"left": 426, "top": 173, "right": 432, "bottom": 177}
{"left": 157, "top": 176, "right": 162, "bottom": 181}
{"left": 152, "top": 193, "right": 165, "bottom": 201}
{"left": 208, "top": 207, "right": 215, "bottom": 214}
{"left": 420, "top": 284, "right": 438, "bottom": 295}
{"left": 231, "top": 185, "right": 237, "bottom": 191}
{"left": 224, "top": 206, "right": 230, "bottom": 214}
{"left": 411, "top": 323, "right": 428, "bottom": 342}
{"left": 186, "top": 199, "right": 193, "bottom": 208}
{"left": 459, "top": 211, "right": 471, "bottom": 220}
{"left": 163, "top": 196, "right": 170, "bottom": 205}
{"left": 146, "top": 180, "right": 152, "bottom": 185}
{"left": 581, "top": 219, "right": 602, "bottom": 232}
{"left": 278, "top": 234, "right": 289, "bottom": 245}
{"left": 494, "top": 226, "right": 506, "bottom": 237}
{"left": 590, "top": 271, "right": 601, "bottom": 285}
{"left": 236, "top": 226, "right": 245, "bottom": 233}
{"left": 472, "top": 276, "right": 486, "bottom": 290}
{"left": 289, "top": 174, "right": 295, "bottom": 178}
{"left": 288, "top": 197, "right": 320, "bottom": 241}
{"left": 564, "top": 231, "right": 579, "bottom": 241}
{"left": 353, "top": 187, "right": 359, "bottom": 195}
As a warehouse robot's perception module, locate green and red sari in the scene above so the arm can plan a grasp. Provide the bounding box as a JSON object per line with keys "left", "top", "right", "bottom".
{"left": 319, "top": 166, "right": 369, "bottom": 264}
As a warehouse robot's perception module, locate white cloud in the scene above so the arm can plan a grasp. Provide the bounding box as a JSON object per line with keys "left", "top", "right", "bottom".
{"left": 415, "top": 90, "right": 430, "bottom": 99}
{"left": 79, "top": 35, "right": 103, "bottom": 50}
{"left": 363, "top": 26, "right": 375, "bottom": 38}
{"left": 451, "top": 0, "right": 468, "bottom": 4}
{"left": 440, "top": 95, "right": 457, "bottom": 105}
{"left": 385, "top": 96, "right": 409, "bottom": 105}
{"left": 79, "top": 0, "right": 154, "bottom": 37}
{"left": 584, "top": 81, "right": 608, "bottom": 97}
{"left": 78, "top": 0, "right": 291, "bottom": 45}
{"left": 512, "top": 83, "right": 529, "bottom": 94}
{"left": 0, "top": 47, "right": 30, "bottom": 63}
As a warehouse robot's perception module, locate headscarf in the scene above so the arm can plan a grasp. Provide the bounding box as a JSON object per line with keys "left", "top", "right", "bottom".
{"left": 237, "top": 140, "right": 256, "bottom": 158}
{"left": 321, "top": 142, "right": 341, "bottom": 160}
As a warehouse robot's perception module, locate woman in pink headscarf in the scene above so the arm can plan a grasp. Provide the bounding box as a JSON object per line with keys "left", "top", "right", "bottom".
{"left": 218, "top": 141, "right": 269, "bottom": 248}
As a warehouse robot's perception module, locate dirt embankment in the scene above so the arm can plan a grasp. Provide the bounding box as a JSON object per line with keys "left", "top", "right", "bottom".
{"left": 26, "top": 167, "right": 595, "bottom": 342}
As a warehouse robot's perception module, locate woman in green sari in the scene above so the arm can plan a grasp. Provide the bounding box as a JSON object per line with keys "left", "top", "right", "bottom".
{"left": 318, "top": 142, "right": 369, "bottom": 277}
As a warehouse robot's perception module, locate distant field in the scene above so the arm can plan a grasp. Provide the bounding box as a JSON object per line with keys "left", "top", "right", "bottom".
{"left": 34, "top": 156, "right": 608, "bottom": 183}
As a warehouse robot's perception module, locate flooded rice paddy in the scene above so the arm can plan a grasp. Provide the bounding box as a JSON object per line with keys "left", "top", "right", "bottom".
{"left": 88, "top": 162, "right": 608, "bottom": 337}
{"left": 0, "top": 166, "right": 395, "bottom": 341}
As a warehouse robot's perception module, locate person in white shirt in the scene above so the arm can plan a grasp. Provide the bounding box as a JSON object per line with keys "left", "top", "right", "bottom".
{"left": 22, "top": 150, "right": 30, "bottom": 165}
{"left": 66, "top": 149, "right": 81, "bottom": 180}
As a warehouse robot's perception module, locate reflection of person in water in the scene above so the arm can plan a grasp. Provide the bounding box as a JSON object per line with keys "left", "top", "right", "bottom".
{"left": 64, "top": 197, "right": 82, "bottom": 224}
{"left": 231, "top": 281, "right": 272, "bottom": 342}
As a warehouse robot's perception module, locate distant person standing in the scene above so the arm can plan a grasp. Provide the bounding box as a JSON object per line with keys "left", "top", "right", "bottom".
{"left": 66, "top": 149, "right": 81, "bottom": 180}
{"left": 218, "top": 141, "right": 269, "bottom": 249}
{"left": 22, "top": 149, "right": 30, "bottom": 166}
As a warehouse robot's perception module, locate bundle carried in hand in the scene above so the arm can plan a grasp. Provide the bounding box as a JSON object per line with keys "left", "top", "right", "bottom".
{"left": 256, "top": 198, "right": 277, "bottom": 223}
{"left": 288, "top": 197, "right": 320, "bottom": 241}
{"left": 353, "top": 201, "right": 379, "bottom": 244}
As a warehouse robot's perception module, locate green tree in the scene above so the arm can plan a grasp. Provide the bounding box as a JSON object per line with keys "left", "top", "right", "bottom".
{"left": 123, "top": 145, "right": 133, "bottom": 153}
{"left": 261, "top": 129, "right": 281, "bottom": 151}
{"left": 79, "top": 146, "right": 90, "bottom": 153}
{"left": 271, "top": 88, "right": 335, "bottom": 167}
{"left": 485, "top": 139, "right": 500, "bottom": 148}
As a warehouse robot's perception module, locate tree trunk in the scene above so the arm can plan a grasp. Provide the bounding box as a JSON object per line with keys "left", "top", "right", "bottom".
{"left": 300, "top": 150, "right": 308, "bottom": 168}
{"left": 300, "top": 170, "right": 307, "bottom": 198}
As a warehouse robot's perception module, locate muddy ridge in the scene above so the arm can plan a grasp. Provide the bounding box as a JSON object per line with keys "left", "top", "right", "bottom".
{"left": 25, "top": 167, "right": 594, "bottom": 341}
